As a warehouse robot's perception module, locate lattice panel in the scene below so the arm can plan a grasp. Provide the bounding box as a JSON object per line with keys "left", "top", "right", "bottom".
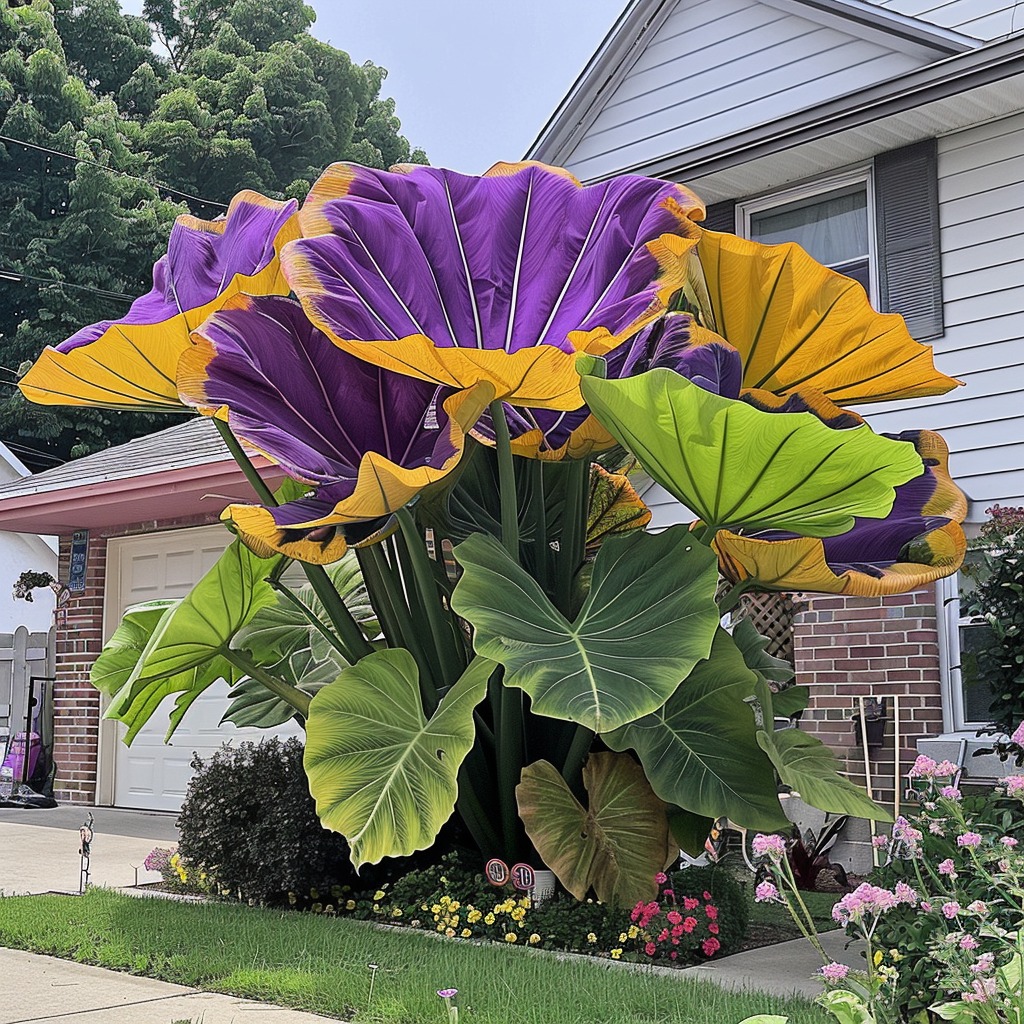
{"left": 734, "top": 592, "right": 799, "bottom": 663}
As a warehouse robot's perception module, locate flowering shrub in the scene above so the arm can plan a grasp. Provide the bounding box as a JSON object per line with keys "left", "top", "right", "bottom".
{"left": 627, "top": 871, "right": 722, "bottom": 962}
{"left": 750, "top": 752, "right": 1024, "bottom": 1024}
{"left": 143, "top": 846, "right": 172, "bottom": 875}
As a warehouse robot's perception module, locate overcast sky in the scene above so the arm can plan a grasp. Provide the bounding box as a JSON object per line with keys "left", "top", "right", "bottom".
{"left": 121, "top": 0, "right": 627, "bottom": 173}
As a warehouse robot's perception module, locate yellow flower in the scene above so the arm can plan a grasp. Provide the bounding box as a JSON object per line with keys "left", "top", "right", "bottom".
{"left": 374, "top": 890, "right": 386, "bottom": 901}
{"left": 467, "top": 909, "right": 482, "bottom": 924}
{"left": 587, "top": 933, "right": 597, "bottom": 944}
{"left": 618, "top": 933, "right": 627, "bottom": 943}
{"left": 611, "top": 949, "right": 622, "bottom": 960}
{"left": 484, "top": 913, "right": 495, "bottom": 925}
{"left": 511, "top": 907, "right": 526, "bottom": 922}
{"left": 445, "top": 927, "right": 456, "bottom": 938}
{"left": 889, "top": 949, "right": 903, "bottom": 962}
{"left": 461, "top": 928, "right": 473, "bottom": 938}
{"left": 346, "top": 899, "right": 356, "bottom": 910}
{"left": 504, "top": 932, "right": 518, "bottom": 943}
{"left": 529, "top": 933, "right": 541, "bottom": 945}
{"left": 431, "top": 904, "right": 442, "bottom": 915}
{"left": 310, "top": 888, "right": 319, "bottom": 899}
{"left": 392, "top": 908, "right": 403, "bottom": 918}
{"left": 874, "top": 950, "right": 884, "bottom": 967}
{"left": 627, "top": 925, "right": 640, "bottom": 939}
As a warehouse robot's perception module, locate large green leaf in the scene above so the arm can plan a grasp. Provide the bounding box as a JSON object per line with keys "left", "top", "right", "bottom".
{"left": 222, "top": 676, "right": 326, "bottom": 729}
{"left": 732, "top": 617, "right": 795, "bottom": 687}
{"left": 452, "top": 526, "right": 720, "bottom": 733}
{"left": 757, "top": 728, "right": 891, "bottom": 822}
{"left": 304, "top": 650, "right": 493, "bottom": 868}
{"left": 90, "top": 600, "right": 177, "bottom": 697}
{"left": 666, "top": 806, "right": 715, "bottom": 858}
{"left": 516, "top": 753, "right": 674, "bottom": 908}
{"left": 606, "top": 629, "right": 788, "bottom": 830}
{"left": 579, "top": 365, "right": 923, "bottom": 537}
{"left": 106, "top": 538, "right": 285, "bottom": 741}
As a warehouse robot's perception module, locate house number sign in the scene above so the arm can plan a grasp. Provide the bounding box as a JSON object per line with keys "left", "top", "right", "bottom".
{"left": 68, "top": 531, "right": 89, "bottom": 593}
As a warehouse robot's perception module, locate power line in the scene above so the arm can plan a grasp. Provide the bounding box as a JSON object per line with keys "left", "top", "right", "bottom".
{"left": 0, "top": 132, "right": 229, "bottom": 210}
{"left": 0, "top": 268, "right": 135, "bottom": 303}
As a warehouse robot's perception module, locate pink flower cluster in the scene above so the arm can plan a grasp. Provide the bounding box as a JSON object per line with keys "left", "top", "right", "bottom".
{"left": 628, "top": 875, "right": 721, "bottom": 963}
{"left": 908, "top": 755, "right": 960, "bottom": 779}
{"left": 1003, "top": 775, "right": 1024, "bottom": 798}
{"left": 832, "top": 882, "right": 915, "bottom": 925}
{"left": 819, "top": 962, "right": 851, "bottom": 982}
{"left": 956, "top": 832, "right": 982, "bottom": 849}
{"left": 751, "top": 833, "right": 787, "bottom": 861}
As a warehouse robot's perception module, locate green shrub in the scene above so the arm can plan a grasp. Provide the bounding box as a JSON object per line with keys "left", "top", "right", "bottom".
{"left": 176, "top": 737, "right": 359, "bottom": 907}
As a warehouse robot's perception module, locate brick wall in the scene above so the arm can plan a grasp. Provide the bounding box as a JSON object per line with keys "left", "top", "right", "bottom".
{"left": 53, "top": 512, "right": 222, "bottom": 804}
{"left": 792, "top": 587, "right": 943, "bottom": 868}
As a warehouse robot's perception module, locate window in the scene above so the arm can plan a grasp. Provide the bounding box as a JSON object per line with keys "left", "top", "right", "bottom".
{"left": 703, "top": 139, "right": 944, "bottom": 340}
{"left": 738, "top": 168, "right": 876, "bottom": 301}
{"left": 938, "top": 557, "right": 999, "bottom": 733}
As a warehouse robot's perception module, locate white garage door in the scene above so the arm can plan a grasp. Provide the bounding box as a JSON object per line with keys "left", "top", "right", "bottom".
{"left": 107, "top": 526, "right": 301, "bottom": 812}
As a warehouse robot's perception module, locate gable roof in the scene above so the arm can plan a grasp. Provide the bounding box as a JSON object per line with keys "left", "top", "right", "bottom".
{"left": 0, "top": 418, "right": 284, "bottom": 535}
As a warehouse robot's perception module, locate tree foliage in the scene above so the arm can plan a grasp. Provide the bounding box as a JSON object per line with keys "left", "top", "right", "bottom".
{"left": 0, "top": 0, "right": 425, "bottom": 466}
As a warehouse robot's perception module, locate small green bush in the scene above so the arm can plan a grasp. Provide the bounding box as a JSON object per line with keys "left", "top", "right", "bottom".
{"left": 176, "top": 737, "right": 358, "bottom": 907}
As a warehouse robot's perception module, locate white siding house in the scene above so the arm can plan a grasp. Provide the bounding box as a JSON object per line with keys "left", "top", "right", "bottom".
{"left": 529, "top": 0, "right": 1024, "bottom": 829}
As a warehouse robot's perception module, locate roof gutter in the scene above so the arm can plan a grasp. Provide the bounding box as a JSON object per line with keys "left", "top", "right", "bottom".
{"left": 597, "top": 32, "right": 1024, "bottom": 182}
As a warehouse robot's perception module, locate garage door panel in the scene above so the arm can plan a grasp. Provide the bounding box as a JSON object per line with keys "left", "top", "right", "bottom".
{"left": 108, "top": 526, "right": 302, "bottom": 812}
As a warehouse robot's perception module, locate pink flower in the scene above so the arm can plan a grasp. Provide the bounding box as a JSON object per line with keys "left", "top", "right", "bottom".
{"left": 967, "top": 900, "right": 988, "bottom": 915}
{"left": 941, "top": 786, "right": 962, "bottom": 799}
{"left": 666, "top": 910, "right": 682, "bottom": 925}
{"left": 921, "top": 901, "right": 932, "bottom": 912}
{"left": 943, "top": 901, "right": 961, "bottom": 919}
{"left": 654, "top": 871, "right": 668, "bottom": 885}
{"left": 755, "top": 881, "right": 780, "bottom": 903}
{"left": 1011, "top": 721, "right": 1024, "bottom": 745}
{"left": 871, "top": 835, "right": 889, "bottom": 848}
{"left": 1004, "top": 775, "right": 1024, "bottom": 797}
{"left": 820, "top": 962, "right": 851, "bottom": 982}
{"left": 909, "top": 754, "right": 938, "bottom": 778}
{"left": 892, "top": 816, "right": 923, "bottom": 850}
{"left": 702, "top": 937, "right": 720, "bottom": 956}
{"left": 662, "top": 889, "right": 674, "bottom": 899}
{"left": 705, "top": 905, "right": 718, "bottom": 920}
{"left": 1001, "top": 836, "right": 1018, "bottom": 848}
{"left": 671, "top": 924, "right": 684, "bottom": 938}
{"left": 894, "top": 881, "right": 918, "bottom": 905}
{"left": 962, "top": 978, "right": 997, "bottom": 1003}
{"left": 960, "top": 935, "right": 980, "bottom": 951}
{"left": 683, "top": 897, "right": 699, "bottom": 911}
{"left": 437, "top": 989, "right": 458, "bottom": 999}
{"left": 669, "top": 950, "right": 678, "bottom": 960}
{"left": 971, "top": 953, "right": 995, "bottom": 974}
{"left": 929, "top": 821, "right": 946, "bottom": 835}
{"left": 957, "top": 832, "right": 982, "bottom": 848}
{"left": 935, "top": 760, "right": 960, "bottom": 777}
{"left": 708, "top": 922, "right": 719, "bottom": 934}
{"left": 683, "top": 917, "right": 697, "bottom": 933}
{"left": 752, "top": 834, "right": 786, "bottom": 860}
{"left": 939, "top": 858, "right": 957, "bottom": 876}
{"left": 644, "top": 941, "right": 657, "bottom": 956}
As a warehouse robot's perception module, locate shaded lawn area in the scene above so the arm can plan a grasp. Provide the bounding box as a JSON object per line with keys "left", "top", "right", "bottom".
{"left": 741, "top": 886, "right": 842, "bottom": 952}
{"left": 0, "top": 889, "right": 831, "bottom": 1024}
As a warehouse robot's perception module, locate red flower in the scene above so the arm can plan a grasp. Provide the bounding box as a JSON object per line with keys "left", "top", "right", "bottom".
{"left": 702, "top": 937, "right": 721, "bottom": 956}
{"left": 706, "top": 905, "right": 718, "bottom": 920}
{"left": 703, "top": 891, "right": 712, "bottom": 900}
{"left": 666, "top": 910, "right": 682, "bottom": 925}
{"left": 683, "top": 897, "right": 699, "bottom": 910}
{"left": 708, "top": 922, "right": 719, "bottom": 934}
{"left": 645, "top": 942, "right": 657, "bottom": 956}
{"left": 683, "top": 917, "right": 697, "bottom": 933}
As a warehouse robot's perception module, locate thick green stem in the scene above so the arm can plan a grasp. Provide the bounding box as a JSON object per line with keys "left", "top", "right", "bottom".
{"left": 497, "top": 682, "right": 524, "bottom": 857}
{"left": 489, "top": 401, "right": 520, "bottom": 560}
{"left": 214, "top": 418, "right": 373, "bottom": 660}
{"left": 397, "top": 509, "right": 466, "bottom": 683}
{"left": 556, "top": 458, "right": 590, "bottom": 614}
{"left": 225, "top": 649, "right": 311, "bottom": 718}
{"left": 561, "top": 724, "right": 594, "bottom": 787}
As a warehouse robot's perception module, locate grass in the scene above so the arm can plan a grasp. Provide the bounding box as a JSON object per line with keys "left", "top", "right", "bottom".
{"left": 0, "top": 889, "right": 831, "bottom": 1024}
{"left": 743, "top": 887, "right": 841, "bottom": 950}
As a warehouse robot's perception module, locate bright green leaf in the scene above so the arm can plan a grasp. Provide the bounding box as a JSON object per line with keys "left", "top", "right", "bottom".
{"left": 772, "top": 686, "right": 810, "bottom": 718}
{"left": 452, "top": 527, "right": 720, "bottom": 733}
{"left": 516, "top": 753, "right": 674, "bottom": 908}
{"left": 580, "top": 368, "right": 923, "bottom": 537}
{"left": 757, "top": 728, "right": 892, "bottom": 822}
{"left": 606, "top": 629, "right": 788, "bottom": 830}
{"left": 90, "top": 600, "right": 177, "bottom": 697}
{"left": 304, "top": 650, "right": 493, "bottom": 868}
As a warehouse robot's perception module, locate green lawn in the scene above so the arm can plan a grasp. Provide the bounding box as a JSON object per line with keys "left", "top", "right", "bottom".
{"left": 0, "top": 889, "right": 830, "bottom": 1024}
{"left": 743, "top": 886, "right": 841, "bottom": 950}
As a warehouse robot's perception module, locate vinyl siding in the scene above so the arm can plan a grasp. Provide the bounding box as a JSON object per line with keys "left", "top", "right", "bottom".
{"left": 857, "top": 112, "right": 1024, "bottom": 515}
{"left": 865, "top": 0, "right": 1022, "bottom": 40}
{"left": 562, "top": 0, "right": 929, "bottom": 181}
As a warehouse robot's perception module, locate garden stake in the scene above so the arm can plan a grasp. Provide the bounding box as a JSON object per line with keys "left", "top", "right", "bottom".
{"left": 892, "top": 693, "right": 902, "bottom": 822}
{"left": 78, "top": 812, "right": 93, "bottom": 894}
{"left": 857, "top": 696, "right": 879, "bottom": 868}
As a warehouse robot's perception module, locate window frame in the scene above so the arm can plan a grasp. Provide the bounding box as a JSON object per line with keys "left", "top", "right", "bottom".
{"left": 937, "top": 567, "right": 999, "bottom": 734}
{"left": 735, "top": 165, "right": 880, "bottom": 306}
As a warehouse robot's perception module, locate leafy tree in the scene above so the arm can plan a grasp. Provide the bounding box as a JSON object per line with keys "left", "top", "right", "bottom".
{"left": 0, "top": 0, "right": 425, "bottom": 467}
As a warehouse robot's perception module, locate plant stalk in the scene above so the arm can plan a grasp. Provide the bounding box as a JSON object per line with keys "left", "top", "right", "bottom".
{"left": 489, "top": 401, "right": 520, "bottom": 560}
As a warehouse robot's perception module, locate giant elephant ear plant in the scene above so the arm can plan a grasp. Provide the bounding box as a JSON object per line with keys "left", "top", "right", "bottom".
{"left": 27, "top": 161, "right": 967, "bottom": 908}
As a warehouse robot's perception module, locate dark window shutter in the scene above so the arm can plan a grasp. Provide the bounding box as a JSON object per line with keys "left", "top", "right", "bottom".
{"left": 874, "top": 139, "right": 944, "bottom": 340}
{"left": 702, "top": 199, "right": 736, "bottom": 233}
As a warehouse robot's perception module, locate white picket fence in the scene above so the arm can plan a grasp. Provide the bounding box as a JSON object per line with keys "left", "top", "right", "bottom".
{"left": 0, "top": 625, "right": 56, "bottom": 749}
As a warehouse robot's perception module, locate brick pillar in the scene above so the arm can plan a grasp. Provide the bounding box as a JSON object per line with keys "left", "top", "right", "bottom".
{"left": 53, "top": 533, "right": 107, "bottom": 804}
{"left": 792, "top": 588, "right": 943, "bottom": 871}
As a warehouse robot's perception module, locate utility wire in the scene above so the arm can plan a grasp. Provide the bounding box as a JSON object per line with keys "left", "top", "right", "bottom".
{"left": 0, "top": 132, "right": 230, "bottom": 210}
{"left": 0, "top": 268, "right": 135, "bottom": 303}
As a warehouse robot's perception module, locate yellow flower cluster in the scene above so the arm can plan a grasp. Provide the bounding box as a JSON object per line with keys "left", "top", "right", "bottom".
{"left": 168, "top": 852, "right": 188, "bottom": 884}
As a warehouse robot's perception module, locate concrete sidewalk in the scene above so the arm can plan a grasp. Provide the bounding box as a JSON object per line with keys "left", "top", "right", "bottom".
{"left": 0, "top": 806, "right": 177, "bottom": 895}
{"left": 0, "top": 948, "right": 339, "bottom": 1024}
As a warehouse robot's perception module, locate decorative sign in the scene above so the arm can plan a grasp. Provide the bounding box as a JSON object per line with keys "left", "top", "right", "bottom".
{"left": 68, "top": 531, "right": 89, "bottom": 593}
{"left": 510, "top": 862, "right": 536, "bottom": 892}
{"left": 485, "top": 858, "right": 509, "bottom": 886}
